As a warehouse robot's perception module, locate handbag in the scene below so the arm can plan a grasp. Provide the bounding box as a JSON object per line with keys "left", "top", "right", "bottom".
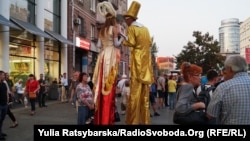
{"left": 173, "top": 110, "right": 207, "bottom": 125}
{"left": 173, "top": 88, "right": 208, "bottom": 125}
{"left": 29, "top": 92, "right": 37, "bottom": 99}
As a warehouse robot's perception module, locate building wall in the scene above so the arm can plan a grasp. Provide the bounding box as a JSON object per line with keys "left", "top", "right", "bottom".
{"left": 67, "top": 0, "right": 97, "bottom": 77}
{"left": 240, "top": 17, "right": 250, "bottom": 64}
{"left": 156, "top": 56, "right": 174, "bottom": 74}
{"left": 219, "top": 18, "right": 240, "bottom": 55}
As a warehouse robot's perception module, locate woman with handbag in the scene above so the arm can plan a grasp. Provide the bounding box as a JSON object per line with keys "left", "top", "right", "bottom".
{"left": 25, "top": 74, "right": 40, "bottom": 116}
{"left": 173, "top": 62, "right": 207, "bottom": 125}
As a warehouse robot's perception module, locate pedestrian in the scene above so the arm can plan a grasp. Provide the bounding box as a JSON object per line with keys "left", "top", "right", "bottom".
{"left": 168, "top": 75, "right": 177, "bottom": 110}
{"left": 174, "top": 62, "right": 206, "bottom": 125}
{"left": 0, "top": 70, "right": 9, "bottom": 140}
{"left": 122, "top": 1, "right": 154, "bottom": 125}
{"left": 75, "top": 72, "right": 94, "bottom": 125}
{"left": 4, "top": 74, "right": 18, "bottom": 128}
{"left": 69, "top": 71, "right": 80, "bottom": 108}
{"left": 92, "top": 1, "right": 124, "bottom": 125}
{"left": 25, "top": 74, "right": 40, "bottom": 116}
{"left": 149, "top": 79, "right": 160, "bottom": 116}
{"left": 157, "top": 73, "right": 166, "bottom": 109}
{"left": 14, "top": 79, "right": 24, "bottom": 104}
{"left": 61, "top": 73, "right": 69, "bottom": 102}
{"left": 38, "top": 74, "right": 47, "bottom": 107}
{"left": 207, "top": 55, "right": 250, "bottom": 124}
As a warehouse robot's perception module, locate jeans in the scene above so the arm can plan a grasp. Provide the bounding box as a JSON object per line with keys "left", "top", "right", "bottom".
{"left": 168, "top": 92, "right": 176, "bottom": 110}
{"left": 77, "top": 105, "right": 89, "bottom": 125}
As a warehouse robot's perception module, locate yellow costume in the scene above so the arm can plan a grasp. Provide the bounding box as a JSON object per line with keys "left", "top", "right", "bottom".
{"left": 122, "top": 1, "right": 154, "bottom": 125}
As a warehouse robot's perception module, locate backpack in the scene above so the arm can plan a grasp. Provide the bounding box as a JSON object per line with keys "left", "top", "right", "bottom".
{"left": 196, "top": 85, "right": 215, "bottom": 110}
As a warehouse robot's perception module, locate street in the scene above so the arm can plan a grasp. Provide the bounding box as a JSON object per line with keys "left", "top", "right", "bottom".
{"left": 3, "top": 97, "right": 175, "bottom": 141}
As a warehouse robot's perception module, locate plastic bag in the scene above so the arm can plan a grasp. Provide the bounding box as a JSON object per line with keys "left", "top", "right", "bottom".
{"left": 24, "top": 96, "right": 28, "bottom": 108}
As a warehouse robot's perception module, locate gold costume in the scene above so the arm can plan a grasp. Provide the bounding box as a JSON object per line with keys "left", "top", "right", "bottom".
{"left": 122, "top": 2, "right": 154, "bottom": 124}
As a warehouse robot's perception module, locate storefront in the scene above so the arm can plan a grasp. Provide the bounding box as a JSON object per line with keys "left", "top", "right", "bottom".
{"left": 0, "top": 0, "right": 72, "bottom": 84}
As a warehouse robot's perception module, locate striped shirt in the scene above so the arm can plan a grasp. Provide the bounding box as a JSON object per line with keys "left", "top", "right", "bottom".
{"left": 207, "top": 72, "right": 250, "bottom": 124}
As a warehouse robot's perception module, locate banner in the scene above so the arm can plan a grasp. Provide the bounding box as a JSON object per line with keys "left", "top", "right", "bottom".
{"left": 34, "top": 125, "right": 250, "bottom": 140}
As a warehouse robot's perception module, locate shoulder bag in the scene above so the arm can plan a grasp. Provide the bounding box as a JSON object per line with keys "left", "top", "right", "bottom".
{"left": 173, "top": 90, "right": 208, "bottom": 125}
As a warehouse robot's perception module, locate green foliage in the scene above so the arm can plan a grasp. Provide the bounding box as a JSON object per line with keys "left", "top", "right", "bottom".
{"left": 151, "top": 37, "right": 159, "bottom": 76}
{"left": 175, "top": 31, "right": 226, "bottom": 74}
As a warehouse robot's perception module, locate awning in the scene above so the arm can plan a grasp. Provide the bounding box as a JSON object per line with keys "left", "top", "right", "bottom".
{"left": 10, "top": 17, "right": 54, "bottom": 39}
{"left": 45, "top": 30, "right": 74, "bottom": 45}
{"left": 0, "top": 15, "right": 21, "bottom": 30}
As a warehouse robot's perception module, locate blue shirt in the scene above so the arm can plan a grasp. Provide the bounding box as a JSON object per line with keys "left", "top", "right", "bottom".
{"left": 150, "top": 83, "right": 157, "bottom": 93}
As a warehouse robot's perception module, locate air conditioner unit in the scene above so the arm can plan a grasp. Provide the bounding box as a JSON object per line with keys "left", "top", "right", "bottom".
{"left": 74, "top": 18, "right": 81, "bottom": 25}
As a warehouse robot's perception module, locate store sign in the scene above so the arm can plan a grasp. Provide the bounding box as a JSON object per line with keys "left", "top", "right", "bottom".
{"left": 245, "top": 48, "right": 250, "bottom": 64}
{"left": 76, "top": 36, "right": 90, "bottom": 50}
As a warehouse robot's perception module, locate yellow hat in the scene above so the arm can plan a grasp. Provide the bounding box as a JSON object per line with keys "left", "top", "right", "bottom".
{"left": 124, "top": 1, "right": 141, "bottom": 19}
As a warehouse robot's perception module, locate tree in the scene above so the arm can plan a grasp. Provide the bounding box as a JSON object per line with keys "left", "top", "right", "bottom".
{"left": 151, "top": 37, "right": 159, "bottom": 76}
{"left": 175, "top": 31, "right": 225, "bottom": 74}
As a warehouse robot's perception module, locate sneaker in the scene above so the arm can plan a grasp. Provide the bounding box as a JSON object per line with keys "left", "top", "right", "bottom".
{"left": 85, "top": 118, "right": 92, "bottom": 124}
{"left": 154, "top": 112, "right": 160, "bottom": 116}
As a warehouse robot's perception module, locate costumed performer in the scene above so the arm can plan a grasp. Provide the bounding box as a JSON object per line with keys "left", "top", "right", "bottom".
{"left": 92, "top": 1, "right": 124, "bottom": 125}
{"left": 122, "top": 1, "right": 154, "bottom": 125}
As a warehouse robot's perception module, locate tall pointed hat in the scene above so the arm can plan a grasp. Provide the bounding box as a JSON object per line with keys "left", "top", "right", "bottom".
{"left": 124, "top": 1, "right": 141, "bottom": 19}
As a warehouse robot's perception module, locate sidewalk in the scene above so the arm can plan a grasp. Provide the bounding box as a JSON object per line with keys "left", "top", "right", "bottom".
{"left": 3, "top": 97, "right": 175, "bottom": 141}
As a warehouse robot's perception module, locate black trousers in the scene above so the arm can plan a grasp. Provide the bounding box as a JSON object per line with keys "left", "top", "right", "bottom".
{"left": 7, "top": 105, "right": 16, "bottom": 122}
{"left": 164, "top": 91, "right": 169, "bottom": 106}
{"left": 38, "top": 92, "right": 46, "bottom": 107}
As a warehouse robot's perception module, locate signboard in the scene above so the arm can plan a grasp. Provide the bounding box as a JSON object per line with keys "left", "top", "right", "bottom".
{"left": 76, "top": 36, "right": 90, "bottom": 50}
{"left": 245, "top": 48, "right": 250, "bottom": 64}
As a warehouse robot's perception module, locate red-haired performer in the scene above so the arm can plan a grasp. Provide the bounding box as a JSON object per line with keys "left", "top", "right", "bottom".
{"left": 92, "top": 1, "right": 124, "bottom": 125}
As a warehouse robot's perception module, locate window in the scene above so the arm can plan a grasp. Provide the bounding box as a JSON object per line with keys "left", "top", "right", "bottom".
{"left": 10, "top": 0, "right": 36, "bottom": 23}
{"left": 90, "top": 0, "right": 96, "bottom": 12}
{"left": 91, "top": 24, "right": 96, "bottom": 40}
{"left": 78, "top": 17, "right": 86, "bottom": 37}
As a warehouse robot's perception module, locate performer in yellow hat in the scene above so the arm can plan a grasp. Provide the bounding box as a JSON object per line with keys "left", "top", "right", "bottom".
{"left": 122, "top": 1, "right": 154, "bottom": 125}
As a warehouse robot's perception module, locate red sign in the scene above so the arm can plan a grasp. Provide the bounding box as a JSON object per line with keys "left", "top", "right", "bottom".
{"left": 245, "top": 48, "right": 250, "bottom": 64}
{"left": 76, "top": 36, "right": 90, "bottom": 50}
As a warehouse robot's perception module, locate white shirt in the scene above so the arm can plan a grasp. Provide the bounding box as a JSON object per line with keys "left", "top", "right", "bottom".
{"left": 117, "top": 79, "right": 127, "bottom": 90}
{"left": 15, "top": 82, "right": 24, "bottom": 94}
{"left": 121, "top": 86, "right": 130, "bottom": 105}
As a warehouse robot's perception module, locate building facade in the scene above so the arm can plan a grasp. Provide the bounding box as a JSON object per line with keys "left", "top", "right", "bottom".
{"left": 0, "top": 0, "right": 71, "bottom": 83}
{"left": 240, "top": 17, "right": 250, "bottom": 64}
{"left": 156, "top": 56, "right": 174, "bottom": 74}
{"left": 219, "top": 18, "right": 240, "bottom": 56}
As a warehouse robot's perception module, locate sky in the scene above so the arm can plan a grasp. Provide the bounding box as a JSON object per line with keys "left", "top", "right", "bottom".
{"left": 127, "top": 0, "right": 250, "bottom": 57}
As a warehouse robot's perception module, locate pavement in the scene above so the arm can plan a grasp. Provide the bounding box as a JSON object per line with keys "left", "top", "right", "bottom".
{"left": 2, "top": 97, "right": 175, "bottom": 141}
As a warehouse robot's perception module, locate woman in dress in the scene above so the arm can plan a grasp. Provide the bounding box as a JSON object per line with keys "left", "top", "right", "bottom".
{"left": 92, "top": 1, "right": 124, "bottom": 125}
